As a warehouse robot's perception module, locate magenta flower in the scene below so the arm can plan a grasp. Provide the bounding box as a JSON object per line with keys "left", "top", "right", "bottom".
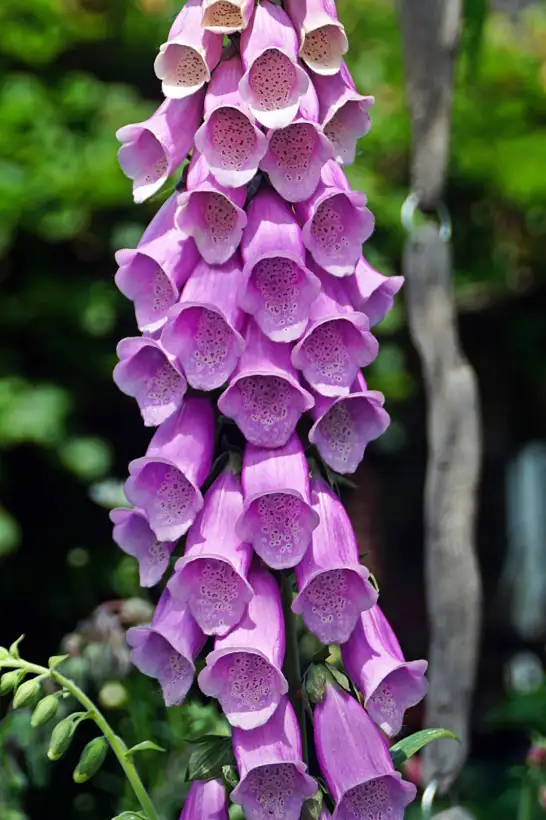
{"left": 345, "top": 255, "right": 405, "bottom": 327}
{"left": 110, "top": 507, "right": 175, "bottom": 588}
{"left": 154, "top": 0, "right": 223, "bottom": 99}
{"left": 180, "top": 779, "right": 228, "bottom": 820}
{"left": 237, "top": 434, "right": 319, "bottom": 569}
{"left": 202, "top": 0, "right": 255, "bottom": 35}
{"left": 161, "top": 255, "right": 245, "bottom": 391}
{"left": 194, "top": 55, "right": 268, "bottom": 188}
{"left": 342, "top": 605, "right": 428, "bottom": 737}
{"left": 176, "top": 151, "right": 247, "bottom": 264}
{"left": 259, "top": 81, "right": 334, "bottom": 203}
{"left": 231, "top": 697, "right": 317, "bottom": 818}
{"left": 198, "top": 565, "right": 288, "bottom": 730}
{"left": 113, "top": 336, "right": 187, "bottom": 427}
{"left": 124, "top": 397, "right": 214, "bottom": 541}
{"left": 284, "top": 0, "right": 348, "bottom": 76}
{"left": 115, "top": 196, "right": 199, "bottom": 334}
{"left": 116, "top": 92, "right": 205, "bottom": 203}
{"left": 292, "top": 477, "right": 377, "bottom": 644}
{"left": 167, "top": 468, "right": 253, "bottom": 637}
{"left": 291, "top": 264, "right": 378, "bottom": 396}
{"left": 309, "top": 373, "right": 390, "bottom": 474}
{"left": 126, "top": 588, "right": 205, "bottom": 707}
{"left": 218, "top": 320, "right": 314, "bottom": 448}
{"left": 295, "top": 161, "right": 374, "bottom": 276}
{"left": 240, "top": 188, "right": 320, "bottom": 342}
{"left": 313, "top": 63, "right": 374, "bottom": 165}
{"left": 314, "top": 682, "right": 416, "bottom": 819}
{"left": 239, "top": 0, "right": 310, "bottom": 129}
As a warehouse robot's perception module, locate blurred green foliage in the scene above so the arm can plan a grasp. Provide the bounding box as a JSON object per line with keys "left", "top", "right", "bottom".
{"left": 0, "top": 0, "right": 545, "bottom": 818}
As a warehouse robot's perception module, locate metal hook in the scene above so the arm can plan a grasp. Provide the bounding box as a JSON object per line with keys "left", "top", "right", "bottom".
{"left": 421, "top": 779, "right": 439, "bottom": 819}
{"left": 401, "top": 193, "right": 452, "bottom": 242}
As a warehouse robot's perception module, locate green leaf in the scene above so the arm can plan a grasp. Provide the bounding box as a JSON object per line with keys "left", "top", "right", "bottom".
{"left": 390, "top": 728, "right": 460, "bottom": 768}
{"left": 187, "top": 735, "right": 234, "bottom": 782}
{"left": 301, "top": 790, "right": 324, "bottom": 820}
{"left": 48, "top": 654, "right": 69, "bottom": 669}
{"left": 124, "top": 740, "right": 166, "bottom": 757}
{"left": 222, "top": 764, "right": 239, "bottom": 790}
{"left": 111, "top": 814, "right": 146, "bottom": 820}
{"left": 9, "top": 635, "right": 25, "bottom": 658}
{"left": 326, "top": 664, "right": 351, "bottom": 693}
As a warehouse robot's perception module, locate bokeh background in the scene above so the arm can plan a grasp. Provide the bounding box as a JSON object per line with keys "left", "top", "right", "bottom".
{"left": 1, "top": 0, "right": 546, "bottom": 817}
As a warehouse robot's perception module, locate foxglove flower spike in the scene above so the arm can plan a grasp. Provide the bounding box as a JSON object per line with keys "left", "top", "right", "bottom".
{"left": 110, "top": 507, "right": 175, "bottom": 588}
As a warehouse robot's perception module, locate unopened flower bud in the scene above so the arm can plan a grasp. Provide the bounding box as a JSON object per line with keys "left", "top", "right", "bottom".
{"left": 48, "top": 717, "right": 77, "bottom": 760}
{"left": 527, "top": 745, "right": 546, "bottom": 769}
{"left": 0, "top": 670, "right": 21, "bottom": 696}
{"left": 13, "top": 678, "right": 41, "bottom": 709}
{"left": 31, "top": 695, "right": 59, "bottom": 728}
{"left": 305, "top": 664, "right": 333, "bottom": 705}
{"left": 73, "top": 736, "right": 109, "bottom": 783}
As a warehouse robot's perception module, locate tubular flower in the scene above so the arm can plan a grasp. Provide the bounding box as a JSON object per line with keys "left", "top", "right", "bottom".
{"left": 198, "top": 565, "right": 288, "bottom": 730}
{"left": 295, "top": 160, "right": 374, "bottom": 276}
{"left": 231, "top": 697, "right": 317, "bottom": 819}
{"left": 168, "top": 468, "right": 253, "bottom": 637}
{"left": 240, "top": 187, "right": 321, "bottom": 342}
{"left": 161, "top": 255, "right": 246, "bottom": 391}
{"left": 113, "top": 336, "right": 187, "bottom": 427}
{"left": 284, "top": 0, "right": 348, "bottom": 76}
{"left": 154, "top": 0, "right": 223, "bottom": 99}
{"left": 126, "top": 588, "right": 205, "bottom": 707}
{"left": 259, "top": 80, "right": 334, "bottom": 203}
{"left": 345, "top": 255, "right": 405, "bottom": 327}
{"left": 116, "top": 91, "right": 205, "bottom": 203}
{"left": 239, "top": 0, "right": 310, "bottom": 129}
{"left": 176, "top": 151, "right": 247, "bottom": 264}
{"left": 237, "top": 434, "right": 319, "bottom": 569}
{"left": 179, "top": 779, "right": 229, "bottom": 820}
{"left": 110, "top": 507, "right": 175, "bottom": 588}
{"left": 124, "top": 398, "right": 214, "bottom": 541}
{"left": 313, "top": 63, "right": 374, "bottom": 165}
{"left": 291, "top": 261, "right": 378, "bottom": 396}
{"left": 342, "top": 605, "right": 428, "bottom": 737}
{"left": 314, "top": 682, "right": 416, "bottom": 819}
{"left": 202, "top": 0, "right": 255, "bottom": 35}
{"left": 115, "top": 195, "right": 199, "bottom": 334}
{"left": 218, "top": 320, "right": 314, "bottom": 448}
{"left": 293, "top": 477, "right": 377, "bottom": 644}
{"left": 194, "top": 55, "right": 268, "bottom": 188}
{"left": 309, "top": 372, "right": 390, "bottom": 474}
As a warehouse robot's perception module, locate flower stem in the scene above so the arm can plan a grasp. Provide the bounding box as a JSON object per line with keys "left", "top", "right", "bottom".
{"left": 517, "top": 777, "right": 534, "bottom": 820}
{"left": 1, "top": 657, "right": 159, "bottom": 820}
{"left": 280, "top": 572, "right": 308, "bottom": 764}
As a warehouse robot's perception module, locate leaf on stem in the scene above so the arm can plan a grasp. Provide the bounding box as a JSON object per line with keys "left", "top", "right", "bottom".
{"left": 390, "top": 728, "right": 460, "bottom": 768}
{"left": 124, "top": 740, "right": 166, "bottom": 758}
{"left": 187, "top": 736, "right": 234, "bottom": 782}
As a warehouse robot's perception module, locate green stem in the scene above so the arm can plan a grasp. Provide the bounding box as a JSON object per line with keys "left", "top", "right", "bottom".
{"left": 517, "top": 777, "right": 534, "bottom": 820}
{"left": 280, "top": 573, "right": 308, "bottom": 764}
{"left": 1, "top": 657, "right": 159, "bottom": 820}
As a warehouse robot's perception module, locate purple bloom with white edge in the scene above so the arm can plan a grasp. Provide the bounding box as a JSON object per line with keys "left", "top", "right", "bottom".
{"left": 110, "top": 507, "right": 175, "bottom": 588}
{"left": 239, "top": 0, "right": 310, "bottom": 129}
{"left": 218, "top": 320, "right": 314, "bottom": 448}
{"left": 240, "top": 188, "right": 321, "bottom": 342}
{"left": 154, "top": 0, "right": 223, "bottom": 100}
{"left": 237, "top": 434, "right": 319, "bottom": 569}
{"left": 176, "top": 151, "right": 247, "bottom": 265}
{"left": 259, "top": 80, "right": 334, "bottom": 203}
{"left": 320, "top": 812, "right": 333, "bottom": 820}
{"left": 309, "top": 372, "right": 390, "bottom": 474}
{"left": 115, "top": 195, "right": 200, "bottom": 334}
{"left": 292, "top": 477, "right": 377, "bottom": 644}
{"left": 126, "top": 588, "right": 205, "bottom": 707}
{"left": 161, "top": 255, "right": 245, "bottom": 391}
{"left": 231, "top": 697, "right": 317, "bottom": 819}
{"left": 116, "top": 91, "right": 205, "bottom": 204}
{"left": 180, "top": 779, "right": 228, "bottom": 820}
{"left": 284, "top": 0, "right": 348, "bottom": 76}
{"left": 295, "top": 160, "right": 374, "bottom": 276}
{"left": 342, "top": 605, "right": 428, "bottom": 737}
{"left": 198, "top": 565, "right": 288, "bottom": 730}
{"left": 345, "top": 255, "right": 405, "bottom": 327}
{"left": 291, "top": 263, "right": 378, "bottom": 397}
{"left": 202, "top": 0, "right": 255, "bottom": 35}
{"left": 313, "top": 63, "right": 374, "bottom": 166}
{"left": 124, "top": 397, "right": 214, "bottom": 541}
{"left": 314, "top": 683, "right": 416, "bottom": 819}
{"left": 168, "top": 468, "right": 253, "bottom": 637}
{"left": 113, "top": 336, "right": 187, "bottom": 427}
{"left": 194, "top": 55, "right": 268, "bottom": 188}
